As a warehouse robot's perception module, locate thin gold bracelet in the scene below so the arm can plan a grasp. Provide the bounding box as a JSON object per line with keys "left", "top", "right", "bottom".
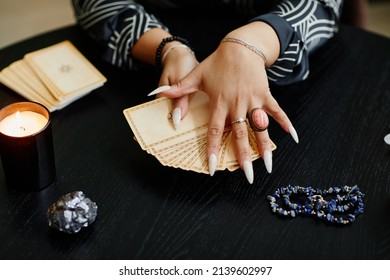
{"left": 221, "top": 37, "right": 267, "bottom": 65}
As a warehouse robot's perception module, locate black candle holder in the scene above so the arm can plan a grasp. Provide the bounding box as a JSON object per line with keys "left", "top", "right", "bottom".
{"left": 0, "top": 102, "right": 56, "bottom": 191}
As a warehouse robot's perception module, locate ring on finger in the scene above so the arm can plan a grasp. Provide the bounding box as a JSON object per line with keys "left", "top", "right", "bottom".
{"left": 231, "top": 117, "right": 246, "bottom": 125}
{"left": 247, "top": 107, "right": 269, "bottom": 132}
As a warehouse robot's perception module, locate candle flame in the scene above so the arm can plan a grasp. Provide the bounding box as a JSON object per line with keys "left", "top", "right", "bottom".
{"left": 15, "top": 111, "right": 26, "bottom": 131}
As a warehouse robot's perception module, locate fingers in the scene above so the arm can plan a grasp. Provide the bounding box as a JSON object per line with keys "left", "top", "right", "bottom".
{"left": 257, "top": 136, "right": 273, "bottom": 174}
{"left": 150, "top": 68, "right": 202, "bottom": 99}
{"left": 206, "top": 106, "right": 226, "bottom": 177}
{"left": 230, "top": 115, "right": 254, "bottom": 184}
{"left": 148, "top": 71, "right": 299, "bottom": 183}
{"left": 246, "top": 89, "right": 300, "bottom": 175}
{"left": 149, "top": 67, "right": 202, "bottom": 130}
{"left": 147, "top": 85, "right": 171, "bottom": 96}
{"left": 262, "top": 94, "right": 299, "bottom": 143}
{"left": 247, "top": 91, "right": 300, "bottom": 174}
{"left": 148, "top": 85, "right": 189, "bottom": 130}
{"left": 251, "top": 121, "right": 273, "bottom": 173}
{"left": 170, "top": 95, "right": 189, "bottom": 130}
{"left": 247, "top": 108, "right": 273, "bottom": 173}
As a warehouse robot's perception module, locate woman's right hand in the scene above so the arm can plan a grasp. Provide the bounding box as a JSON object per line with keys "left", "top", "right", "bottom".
{"left": 157, "top": 42, "right": 199, "bottom": 129}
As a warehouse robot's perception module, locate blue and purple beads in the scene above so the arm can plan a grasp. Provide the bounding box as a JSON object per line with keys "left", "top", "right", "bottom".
{"left": 267, "top": 185, "right": 365, "bottom": 225}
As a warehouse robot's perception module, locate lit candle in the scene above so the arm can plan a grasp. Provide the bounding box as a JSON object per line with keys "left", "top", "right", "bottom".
{"left": 0, "top": 102, "right": 56, "bottom": 191}
{"left": 0, "top": 111, "right": 48, "bottom": 137}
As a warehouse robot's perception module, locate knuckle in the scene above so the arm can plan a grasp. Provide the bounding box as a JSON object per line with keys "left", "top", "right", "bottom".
{"left": 238, "top": 149, "right": 251, "bottom": 159}
{"left": 232, "top": 127, "right": 248, "bottom": 140}
{"left": 208, "top": 126, "right": 223, "bottom": 138}
{"left": 257, "top": 138, "right": 272, "bottom": 149}
{"left": 267, "top": 102, "right": 282, "bottom": 115}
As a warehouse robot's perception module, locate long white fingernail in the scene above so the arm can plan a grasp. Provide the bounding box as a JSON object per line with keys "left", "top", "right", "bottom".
{"left": 263, "top": 150, "right": 272, "bottom": 173}
{"left": 147, "top": 85, "right": 171, "bottom": 96}
{"left": 243, "top": 160, "right": 254, "bottom": 184}
{"left": 289, "top": 125, "right": 299, "bottom": 143}
{"left": 208, "top": 154, "right": 217, "bottom": 176}
{"left": 172, "top": 107, "right": 181, "bottom": 130}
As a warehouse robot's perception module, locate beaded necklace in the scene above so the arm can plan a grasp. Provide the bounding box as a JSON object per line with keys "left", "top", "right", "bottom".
{"left": 267, "top": 185, "right": 365, "bottom": 225}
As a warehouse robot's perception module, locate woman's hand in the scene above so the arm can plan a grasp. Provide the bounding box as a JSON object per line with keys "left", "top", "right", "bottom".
{"left": 158, "top": 43, "right": 199, "bottom": 129}
{"left": 131, "top": 28, "right": 199, "bottom": 129}
{"left": 156, "top": 22, "right": 299, "bottom": 183}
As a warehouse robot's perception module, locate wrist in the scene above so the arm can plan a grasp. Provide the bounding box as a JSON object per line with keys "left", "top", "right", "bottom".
{"left": 161, "top": 44, "right": 194, "bottom": 65}
{"left": 131, "top": 28, "right": 172, "bottom": 65}
{"left": 155, "top": 36, "right": 193, "bottom": 71}
{"left": 226, "top": 21, "right": 280, "bottom": 67}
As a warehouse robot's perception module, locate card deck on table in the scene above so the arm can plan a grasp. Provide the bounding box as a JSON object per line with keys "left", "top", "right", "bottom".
{"left": 123, "top": 91, "right": 277, "bottom": 174}
{"left": 0, "top": 40, "right": 107, "bottom": 111}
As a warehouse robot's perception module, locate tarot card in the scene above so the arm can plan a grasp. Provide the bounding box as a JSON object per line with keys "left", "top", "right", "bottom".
{"left": 24, "top": 40, "right": 107, "bottom": 100}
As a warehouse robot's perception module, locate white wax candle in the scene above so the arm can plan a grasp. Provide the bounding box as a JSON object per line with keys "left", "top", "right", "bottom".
{"left": 0, "top": 111, "right": 48, "bottom": 137}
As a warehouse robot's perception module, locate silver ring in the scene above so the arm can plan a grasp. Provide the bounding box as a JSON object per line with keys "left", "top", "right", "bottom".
{"left": 230, "top": 117, "right": 246, "bottom": 125}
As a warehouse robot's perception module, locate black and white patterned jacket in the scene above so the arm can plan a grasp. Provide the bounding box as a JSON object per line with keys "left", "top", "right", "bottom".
{"left": 71, "top": 0, "right": 343, "bottom": 85}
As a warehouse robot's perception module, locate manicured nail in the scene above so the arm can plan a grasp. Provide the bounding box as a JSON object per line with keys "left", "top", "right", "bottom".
{"left": 172, "top": 107, "right": 181, "bottom": 130}
{"left": 263, "top": 150, "right": 272, "bottom": 173}
{"left": 243, "top": 160, "right": 254, "bottom": 184}
{"left": 147, "top": 85, "right": 171, "bottom": 96}
{"left": 289, "top": 125, "right": 299, "bottom": 143}
{"left": 208, "top": 154, "right": 217, "bottom": 176}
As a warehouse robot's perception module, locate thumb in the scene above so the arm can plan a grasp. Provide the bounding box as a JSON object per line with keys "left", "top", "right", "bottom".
{"left": 148, "top": 70, "right": 201, "bottom": 98}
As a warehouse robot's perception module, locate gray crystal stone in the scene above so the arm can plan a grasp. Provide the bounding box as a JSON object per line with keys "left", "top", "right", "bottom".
{"left": 47, "top": 191, "right": 98, "bottom": 234}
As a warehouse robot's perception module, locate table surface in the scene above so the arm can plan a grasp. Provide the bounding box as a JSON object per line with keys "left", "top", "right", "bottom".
{"left": 0, "top": 14, "right": 389, "bottom": 260}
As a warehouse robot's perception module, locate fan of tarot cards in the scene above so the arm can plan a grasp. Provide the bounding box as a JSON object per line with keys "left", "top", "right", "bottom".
{"left": 123, "top": 90, "right": 276, "bottom": 174}
{"left": 0, "top": 41, "right": 107, "bottom": 112}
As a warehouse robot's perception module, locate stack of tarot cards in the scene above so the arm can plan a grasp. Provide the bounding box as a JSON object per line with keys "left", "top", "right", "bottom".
{"left": 0, "top": 40, "right": 107, "bottom": 112}
{"left": 123, "top": 91, "right": 276, "bottom": 174}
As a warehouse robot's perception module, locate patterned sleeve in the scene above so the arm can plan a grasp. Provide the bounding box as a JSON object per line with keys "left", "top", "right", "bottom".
{"left": 71, "top": 0, "right": 169, "bottom": 69}
{"left": 250, "top": 0, "right": 344, "bottom": 85}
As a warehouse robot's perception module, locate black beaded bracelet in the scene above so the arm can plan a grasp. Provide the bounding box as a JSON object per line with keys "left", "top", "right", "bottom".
{"left": 155, "top": 36, "right": 192, "bottom": 71}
